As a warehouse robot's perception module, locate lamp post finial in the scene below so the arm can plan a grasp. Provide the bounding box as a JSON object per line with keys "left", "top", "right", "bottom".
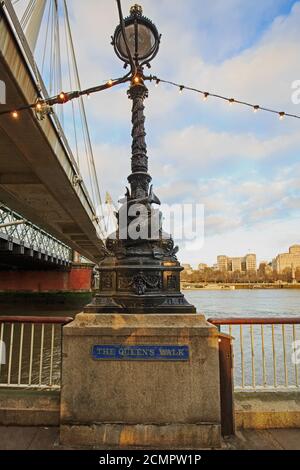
{"left": 130, "top": 4, "right": 143, "bottom": 16}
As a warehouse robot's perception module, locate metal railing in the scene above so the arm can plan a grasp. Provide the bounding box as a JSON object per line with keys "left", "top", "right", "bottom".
{"left": 1, "top": 315, "right": 298, "bottom": 392}
{"left": 0, "top": 316, "right": 73, "bottom": 389}
{"left": 209, "top": 317, "right": 300, "bottom": 391}
{"left": 0, "top": 204, "right": 72, "bottom": 263}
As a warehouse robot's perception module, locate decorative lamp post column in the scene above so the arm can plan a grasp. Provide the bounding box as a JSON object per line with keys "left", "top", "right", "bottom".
{"left": 85, "top": 5, "right": 195, "bottom": 314}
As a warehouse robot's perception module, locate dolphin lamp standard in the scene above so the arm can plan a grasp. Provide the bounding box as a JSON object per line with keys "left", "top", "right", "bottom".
{"left": 84, "top": 5, "right": 195, "bottom": 314}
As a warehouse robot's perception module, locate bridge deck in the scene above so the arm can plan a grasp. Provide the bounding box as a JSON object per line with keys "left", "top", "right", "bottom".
{"left": 0, "top": 4, "right": 105, "bottom": 263}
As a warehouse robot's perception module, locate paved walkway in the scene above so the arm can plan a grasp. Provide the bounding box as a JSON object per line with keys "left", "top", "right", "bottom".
{"left": 0, "top": 427, "right": 299, "bottom": 450}
{"left": 224, "top": 429, "right": 300, "bottom": 450}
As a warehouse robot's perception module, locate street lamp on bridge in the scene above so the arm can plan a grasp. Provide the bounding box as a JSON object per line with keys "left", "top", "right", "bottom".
{"left": 85, "top": 4, "right": 195, "bottom": 314}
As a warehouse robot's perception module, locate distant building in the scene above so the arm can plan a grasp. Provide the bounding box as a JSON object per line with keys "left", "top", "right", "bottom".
{"left": 198, "top": 263, "right": 208, "bottom": 271}
{"left": 231, "top": 257, "right": 242, "bottom": 272}
{"left": 245, "top": 254, "right": 257, "bottom": 272}
{"left": 217, "top": 253, "right": 257, "bottom": 273}
{"left": 272, "top": 245, "right": 300, "bottom": 273}
{"left": 258, "top": 261, "right": 273, "bottom": 275}
{"left": 182, "top": 264, "right": 193, "bottom": 275}
{"left": 217, "top": 256, "right": 228, "bottom": 272}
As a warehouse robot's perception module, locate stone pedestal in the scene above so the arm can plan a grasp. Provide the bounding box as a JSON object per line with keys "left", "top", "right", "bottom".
{"left": 60, "top": 313, "right": 221, "bottom": 449}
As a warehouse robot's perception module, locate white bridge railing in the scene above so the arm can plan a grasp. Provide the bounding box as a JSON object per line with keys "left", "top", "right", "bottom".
{"left": 0, "top": 316, "right": 72, "bottom": 390}
{"left": 209, "top": 317, "right": 300, "bottom": 391}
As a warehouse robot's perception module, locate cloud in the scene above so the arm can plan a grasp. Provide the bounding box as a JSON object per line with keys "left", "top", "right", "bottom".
{"left": 171, "top": 2, "right": 300, "bottom": 106}
{"left": 181, "top": 216, "right": 300, "bottom": 267}
{"left": 60, "top": 1, "right": 300, "bottom": 124}
{"left": 152, "top": 126, "right": 300, "bottom": 176}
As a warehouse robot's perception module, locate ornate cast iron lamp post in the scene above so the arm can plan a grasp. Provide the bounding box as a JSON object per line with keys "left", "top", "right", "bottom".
{"left": 85, "top": 4, "right": 195, "bottom": 314}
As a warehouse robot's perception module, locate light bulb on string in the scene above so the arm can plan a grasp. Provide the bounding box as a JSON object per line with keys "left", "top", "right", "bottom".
{"left": 36, "top": 102, "right": 43, "bottom": 111}
{"left": 179, "top": 85, "right": 184, "bottom": 94}
{"left": 228, "top": 98, "right": 235, "bottom": 106}
{"left": 59, "top": 91, "right": 68, "bottom": 103}
{"left": 12, "top": 111, "right": 19, "bottom": 119}
{"left": 155, "top": 79, "right": 160, "bottom": 87}
{"left": 253, "top": 105, "right": 260, "bottom": 113}
{"left": 279, "top": 112, "right": 285, "bottom": 121}
{"left": 203, "top": 92, "right": 209, "bottom": 101}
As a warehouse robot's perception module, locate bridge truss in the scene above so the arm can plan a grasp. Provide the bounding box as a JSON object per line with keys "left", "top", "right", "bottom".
{"left": 0, "top": 203, "right": 72, "bottom": 268}
{"left": 10, "top": 0, "right": 106, "bottom": 221}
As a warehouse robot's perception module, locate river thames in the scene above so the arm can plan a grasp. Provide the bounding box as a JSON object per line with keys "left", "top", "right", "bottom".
{"left": 2, "top": 288, "right": 300, "bottom": 318}
{"left": 184, "top": 289, "right": 300, "bottom": 318}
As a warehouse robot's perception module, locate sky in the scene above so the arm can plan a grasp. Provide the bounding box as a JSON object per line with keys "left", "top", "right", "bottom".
{"left": 19, "top": 0, "right": 300, "bottom": 267}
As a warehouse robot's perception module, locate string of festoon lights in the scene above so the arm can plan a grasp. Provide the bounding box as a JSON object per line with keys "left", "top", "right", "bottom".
{"left": 0, "top": 74, "right": 132, "bottom": 120}
{"left": 149, "top": 76, "right": 300, "bottom": 121}
{"left": 1, "top": 72, "right": 300, "bottom": 121}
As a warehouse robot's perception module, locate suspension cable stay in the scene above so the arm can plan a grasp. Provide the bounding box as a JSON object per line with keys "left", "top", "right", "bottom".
{"left": 3, "top": 0, "right": 135, "bottom": 242}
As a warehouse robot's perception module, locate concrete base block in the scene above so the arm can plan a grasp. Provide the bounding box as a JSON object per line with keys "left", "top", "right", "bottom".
{"left": 60, "top": 313, "right": 222, "bottom": 449}
{"left": 235, "top": 391, "right": 300, "bottom": 429}
{"left": 0, "top": 389, "right": 60, "bottom": 426}
{"left": 60, "top": 423, "right": 221, "bottom": 450}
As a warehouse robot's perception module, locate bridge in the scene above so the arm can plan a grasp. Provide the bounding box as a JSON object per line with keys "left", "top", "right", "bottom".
{"left": 0, "top": 203, "right": 71, "bottom": 269}
{"left": 0, "top": 0, "right": 107, "bottom": 266}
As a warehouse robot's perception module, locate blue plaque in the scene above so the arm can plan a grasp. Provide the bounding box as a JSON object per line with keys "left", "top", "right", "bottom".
{"left": 91, "top": 345, "right": 189, "bottom": 361}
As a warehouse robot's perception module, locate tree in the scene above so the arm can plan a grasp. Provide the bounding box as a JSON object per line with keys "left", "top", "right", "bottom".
{"left": 280, "top": 267, "right": 292, "bottom": 283}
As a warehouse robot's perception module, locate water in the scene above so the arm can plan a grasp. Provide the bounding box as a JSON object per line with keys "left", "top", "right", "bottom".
{"left": 184, "top": 289, "right": 300, "bottom": 319}
{"left": 2, "top": 289, "right": 299, "bottom": 319}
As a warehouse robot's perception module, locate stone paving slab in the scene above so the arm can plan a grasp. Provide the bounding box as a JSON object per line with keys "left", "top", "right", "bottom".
{"left": 224, "top": 429, "right": 300, "bottom": 450}
{"left": 0, "top": 427, "right": 299, "bottom": 450}
{"left": 267, "top": 429, "right": 300, "bottom": 450}
{"left": 28, "top": 427, "right": 61, "bottom": 451}
{"left": 0, "top": 426, "right": 39, "bottom": 450}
